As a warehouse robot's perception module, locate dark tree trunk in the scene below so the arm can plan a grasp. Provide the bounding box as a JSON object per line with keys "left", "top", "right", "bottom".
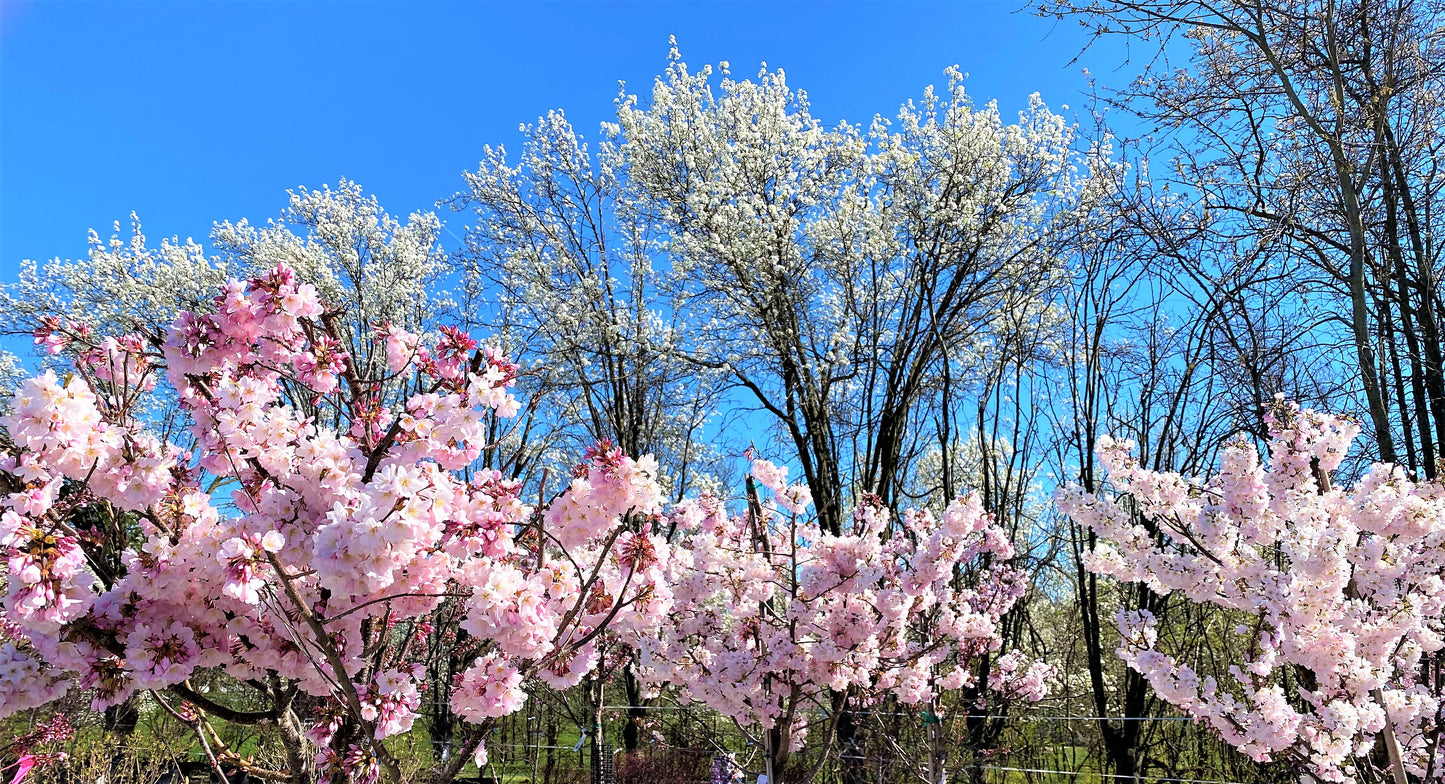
{"left": 833, "top": 690, "right": 865, "bottom": 784}
{"left": 621, "top": 669, "right": 647, "bottom": 754}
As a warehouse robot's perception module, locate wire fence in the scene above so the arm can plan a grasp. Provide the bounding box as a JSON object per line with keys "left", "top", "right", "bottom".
{"left": 455, "top": 701, "right": 1273, "bottom": 784}
{"left": 472, "top": 741, "right": 1257, "bottom": 784}
{"left": 38, "top": 699, "right": 1273, "bottom": 784}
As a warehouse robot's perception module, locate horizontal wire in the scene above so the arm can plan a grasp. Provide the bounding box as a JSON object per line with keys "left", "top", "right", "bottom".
{"left": 590, "top": 704, "right": 1197, "bottom": 721}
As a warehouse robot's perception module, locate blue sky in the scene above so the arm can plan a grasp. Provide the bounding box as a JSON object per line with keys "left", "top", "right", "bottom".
{"left": 1, "top": 0, "right": 1131, "bottom": 277}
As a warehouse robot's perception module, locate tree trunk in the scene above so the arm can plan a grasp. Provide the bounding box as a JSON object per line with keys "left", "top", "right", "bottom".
{"left": 104, "top": 697, "right": 142, "bottom": 784}
{"left": 621, "top": 668, "right": 647, "bottom": 753}
{"left": 544, "top": 711, "right": 559, "bottom": 784}
{"left": 833, "top": 691, "right": 865, "bottom": 784}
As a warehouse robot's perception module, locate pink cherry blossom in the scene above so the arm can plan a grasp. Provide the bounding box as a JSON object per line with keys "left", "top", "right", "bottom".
{"left": 0, "top": 263, "right": 673, "bottom": 783}
{"left": 639, "top": 473, "right": 1048, "bottom": 782}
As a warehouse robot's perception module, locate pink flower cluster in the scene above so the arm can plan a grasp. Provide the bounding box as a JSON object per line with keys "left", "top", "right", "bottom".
{"left": 362, "top": 668, "right": 423, "bottom": 740}
{"left": 545, "top": 440, "right": 665, "bottom": 549}
{"left": 1057, "top": 397, "right": 1445, "bottom": 782}
{"left": 216, "top": 530, "right": 285, "bottom": 604}
{"left": 990, "top": 650, "right": 1057, "bottom": 703}
{"left": 452, "top": 652, "right": 527, "bottom": 721}
{"left": 0, "top": 642, "right": 68, "bottom": 716}
{"left": 0, "top": 507, "right": 93, "bottom": 632}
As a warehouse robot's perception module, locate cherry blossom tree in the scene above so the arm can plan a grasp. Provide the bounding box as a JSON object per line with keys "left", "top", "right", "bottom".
{"left": 0, "top": 264, "right": 673, "bottom": 784}
{"left": 639, "top": 459, "right": 1053, "bottom": 784}
{"left": 0, "top": 181, "right": 574, "bottom": 771}
{"left": 1057, "top": 397, "right": 1445, "bottom": 784}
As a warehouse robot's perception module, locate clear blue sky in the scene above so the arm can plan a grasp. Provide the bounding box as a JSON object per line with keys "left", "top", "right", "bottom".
{"left": 1, "top": 0, "right": 1131, "bottom": 276}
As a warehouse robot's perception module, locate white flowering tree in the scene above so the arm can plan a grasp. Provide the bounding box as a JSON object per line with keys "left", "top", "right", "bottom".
{"left": 445, "top": 109, "right": 729, "bottom": 504}
{"left": 3, "top": 181, "right": 445, "bottom": 355}
{"left": 611, "top": 45, "right": 1086, "bottom": 536}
